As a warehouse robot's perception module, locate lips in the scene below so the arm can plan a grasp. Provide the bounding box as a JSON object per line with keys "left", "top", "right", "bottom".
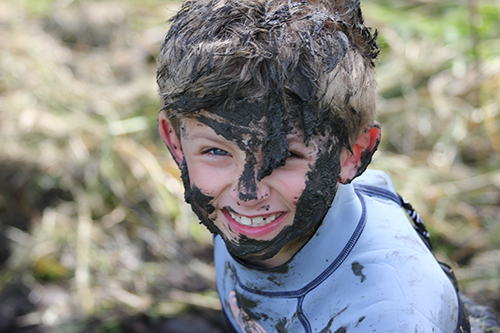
{"left": 222, "top": 209, "right": 288, "bottom": 238}
{"left": 228, "top": 211, "right": 283, "bottom": 227}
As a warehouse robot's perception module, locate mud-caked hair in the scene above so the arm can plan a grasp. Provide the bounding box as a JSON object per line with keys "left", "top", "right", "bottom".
{"left": 157, "top": 0, "right": 378, "bottom": 174}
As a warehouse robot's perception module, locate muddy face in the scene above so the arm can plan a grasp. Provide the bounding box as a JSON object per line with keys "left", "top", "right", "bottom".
{"left": 179, "top": 109, "right": 343, "bottom": 263}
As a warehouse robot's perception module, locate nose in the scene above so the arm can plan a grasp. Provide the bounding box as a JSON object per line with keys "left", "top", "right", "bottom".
{"left": 231, "top": 160, "right": 270, "bottom": 206}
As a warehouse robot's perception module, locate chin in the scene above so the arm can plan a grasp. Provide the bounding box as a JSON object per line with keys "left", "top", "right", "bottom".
{"left": 220, "top": 224, "right": 297, "bottom": 262}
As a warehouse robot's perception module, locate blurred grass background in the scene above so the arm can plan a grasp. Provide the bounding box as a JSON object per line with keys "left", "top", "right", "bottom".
{"left": 0, "top": 0, "right": 498, "bottom": 331}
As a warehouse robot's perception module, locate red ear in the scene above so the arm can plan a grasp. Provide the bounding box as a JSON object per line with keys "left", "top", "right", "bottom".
{"left": 158, "top": 112, "right": 184, "bottom": 166}
{"left": 339, "top": 122, "right": 381, "bottom": 184}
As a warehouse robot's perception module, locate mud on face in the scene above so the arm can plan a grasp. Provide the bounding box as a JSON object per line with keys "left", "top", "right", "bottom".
{"left": 179, "top": 110, "right": 344, "bottom": 262}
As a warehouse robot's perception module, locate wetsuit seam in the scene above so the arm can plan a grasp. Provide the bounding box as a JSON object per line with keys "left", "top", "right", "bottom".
{"left": 353, "top": 184, "right": 401, "bottom": 205}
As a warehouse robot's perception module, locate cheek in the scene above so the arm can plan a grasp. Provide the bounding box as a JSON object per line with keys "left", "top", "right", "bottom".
{"left": 275, "top": 169, "right": 308, "bottom": 205}
{"left": 185, "top": 158, "right": 229, "bottom": 199}
{"left": 292, "top": 144, "right": 343, "bottom": 228}
{"left": 180, "top": 159, "right": 221, "bottom": 235}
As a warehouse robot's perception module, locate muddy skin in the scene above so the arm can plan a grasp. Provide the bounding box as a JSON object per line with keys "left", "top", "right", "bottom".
{"left": 282, "top": 118, "right": 343, "bottom": 253}
{"left": 233, "top": 118, "right": 342, "bottom": 262}
{"left": 195, "top": 115, "right": 269, "bottom": 204}
{"left": 181, "top": 159, "right": 219, "bottom": 235}
{"left": 257, "top": 100, "right": 294, "bottom": 181}
{"left": 170, "top": 68, "right": 350, "bottom": 260}
{"left": 180, "top": 148, "right": 290, "bottom": 258}
{"left": 235, "top": 219, "right": 318, "bottom": 263}
{"left": 195, "top": 102, "right": 294, "bottom": 183}
{"left": 238, "top": 155, "right": 259, "bottom": 202}
{"left": 179, "top": 109, "right": 345, "bottom": 262}
{"left": 164, "top": 65, "right": 338, "bottom": 181}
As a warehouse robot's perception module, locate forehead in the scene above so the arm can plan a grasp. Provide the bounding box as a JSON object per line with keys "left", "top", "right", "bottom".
{"left": 180, "top": 109, "right": 300, "bottom": 145}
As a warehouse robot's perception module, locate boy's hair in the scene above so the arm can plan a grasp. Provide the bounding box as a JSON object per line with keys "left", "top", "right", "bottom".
{"left": 157, "top": 0, "right": 378, "bottom": 151}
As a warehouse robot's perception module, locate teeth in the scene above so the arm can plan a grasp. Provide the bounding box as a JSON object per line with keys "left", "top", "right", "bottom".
{"left": 228, "top": 211, "right": 282, "bottom": 227}
{"left": 240, "top": 216, "right": 252, "bottom": 226}
{"left": 252, "top": 217, "right": 263, "bottom": 224}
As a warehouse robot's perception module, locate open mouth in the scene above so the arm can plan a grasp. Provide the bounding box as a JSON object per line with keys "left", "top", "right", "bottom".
{"left": 222, "top": 209, "right": 288, "bottom": 238}
{"left": 228, "top": 211, "right": 283, "bottom": 227}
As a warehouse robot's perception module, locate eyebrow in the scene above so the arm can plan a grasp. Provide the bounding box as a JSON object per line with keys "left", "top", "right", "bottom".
{"left": 188, "top": 131, "right": 231, "bottom": 145}
{"left": 188, "top": 123, "right": 306, "bottom": 148}
{"left": 287, "top": 133, "right": 305, "bottom": 144}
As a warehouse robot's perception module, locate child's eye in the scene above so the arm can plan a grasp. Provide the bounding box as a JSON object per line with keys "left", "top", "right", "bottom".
{"left": 205, "top": 148, "right": 231, "bottom": 156}
{"left": 289, "top": 151, "right": 305, "bottom": 159}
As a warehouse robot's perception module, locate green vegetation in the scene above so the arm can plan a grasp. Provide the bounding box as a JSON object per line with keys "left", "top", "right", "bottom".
{"left": 0, "top": 0, "right": 499, "bottom": 331}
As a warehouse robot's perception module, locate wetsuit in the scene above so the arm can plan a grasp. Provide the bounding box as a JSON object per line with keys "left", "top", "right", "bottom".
{"left": 215, "top": 170, "right": 468, "bottom": 333}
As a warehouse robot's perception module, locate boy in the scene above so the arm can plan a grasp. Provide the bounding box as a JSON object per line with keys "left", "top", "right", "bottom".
{"left": 156, "top": 0, "right": 474, "bottom": 331}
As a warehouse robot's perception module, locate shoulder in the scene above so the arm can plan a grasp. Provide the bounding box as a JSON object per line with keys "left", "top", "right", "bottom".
{"left": 353, "top": 169, "right": 395, "bottom": 191}
{"left": 341, "top": 170, "right": 460, "bottom": 332}
{"left": 331, "top": 230, "right": 460, "bottom": 331}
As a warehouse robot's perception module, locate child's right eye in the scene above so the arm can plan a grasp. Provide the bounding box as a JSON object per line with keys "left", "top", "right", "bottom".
{"left": 205, "top": 148, "right": 230, "bottom": 156}
{"left": 288, "top": 151, "right": 305, "bottom": 159}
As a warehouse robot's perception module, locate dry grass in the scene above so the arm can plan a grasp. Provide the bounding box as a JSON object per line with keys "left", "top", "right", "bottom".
{"left": 0, "top": 0, "right": 499, "bottom": 331}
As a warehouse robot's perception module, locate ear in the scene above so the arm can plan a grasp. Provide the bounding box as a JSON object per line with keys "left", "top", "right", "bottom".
{"left": 158, "top": 111, "right": 184, "bottom": 166}
{"left": 339, "top": 121, "right": 381, "bottom": 184}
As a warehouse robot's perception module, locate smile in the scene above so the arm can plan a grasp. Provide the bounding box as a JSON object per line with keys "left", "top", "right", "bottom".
{"left": 222, "top": 209, "right": 288, "bottom": 238}
{"left": 228, "top": 211, "right": 283, "bottom": 227}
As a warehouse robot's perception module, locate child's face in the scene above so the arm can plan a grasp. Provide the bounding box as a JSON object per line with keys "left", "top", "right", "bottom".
{"left": 163, "top": 110, "right": 346, "bottom": 263}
